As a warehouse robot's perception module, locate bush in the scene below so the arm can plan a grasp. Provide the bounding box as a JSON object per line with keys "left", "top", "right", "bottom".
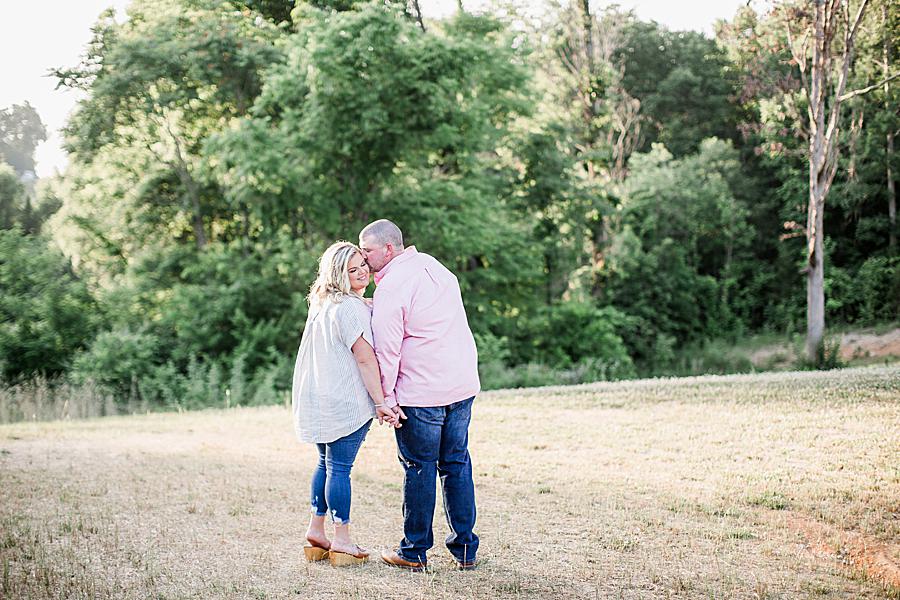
{"left": 71, "top": 327, "right": 159, "bottom": 398}
{"left": 0, "top": 228, "right": 100, "bottom": 381}
{"left": 599, "top": 234, "right": 726, "bottom": 359}
{"left": 794, "top": 335, "right": 845, "bottom": 371}
{"left": 510, "top": 302, "right": 635, "bottom": 374}
{"left": 857, "top": 256, "right": 900, "bottom": 324}
{"left": 651, "top": 338, "right": 755, "bottom": 377}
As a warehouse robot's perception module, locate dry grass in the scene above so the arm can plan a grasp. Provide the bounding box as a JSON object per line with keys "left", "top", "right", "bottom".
{"left": 1, "top": 366, "right": 898, "bottom": 599}
{"left": 0, "top": 378, "right": 127, "bottom": 424}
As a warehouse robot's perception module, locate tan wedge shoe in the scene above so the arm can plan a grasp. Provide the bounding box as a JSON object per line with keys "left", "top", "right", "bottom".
{"left": 328, "top": 545, "right": 369, "bottom": 567}
{"left": 303, "top": 544, "right": 330, "bottom": 562}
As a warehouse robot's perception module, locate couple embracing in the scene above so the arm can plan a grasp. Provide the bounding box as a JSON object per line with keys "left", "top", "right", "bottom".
{"left": 291, "top": 219, "right": 479, "bottom": 571}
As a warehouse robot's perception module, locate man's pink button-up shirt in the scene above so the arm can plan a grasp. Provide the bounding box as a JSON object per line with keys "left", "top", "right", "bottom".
{"left": 371, "top": 246, "right": 480, "bottom": 408}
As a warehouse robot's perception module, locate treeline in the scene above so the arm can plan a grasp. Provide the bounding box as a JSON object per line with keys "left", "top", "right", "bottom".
{"left": 0, "top": 0, "right": 897, "bottom": 411}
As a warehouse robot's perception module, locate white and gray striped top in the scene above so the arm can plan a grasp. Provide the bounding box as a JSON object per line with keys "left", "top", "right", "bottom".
{"left": 291, "top": 295, "right": 376, "bottom": 444}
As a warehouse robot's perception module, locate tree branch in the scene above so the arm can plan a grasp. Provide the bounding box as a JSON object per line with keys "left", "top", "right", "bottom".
{"left": 410, "top": 0, "right": 426, "bottom": 33}
{"left": 838, "top": 72, "right": 900, "bottom": 101}
{"left": 847, "top": 0, "right": 870, "bottom": 40}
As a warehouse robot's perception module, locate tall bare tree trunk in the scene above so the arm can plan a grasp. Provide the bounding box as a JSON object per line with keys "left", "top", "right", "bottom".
{"left": 885, "top": 2, "right": 897, "bottom": 250}
{"left": 806, "top": 1, "right": 830, "bottom": 361}
{"left": 805, "top": 0, "right": 869, "bottom": 362}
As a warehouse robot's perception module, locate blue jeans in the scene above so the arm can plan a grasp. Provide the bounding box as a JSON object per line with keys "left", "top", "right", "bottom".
{"left": 310, "top": 420, "right": 371, "bottom": 524}
{"left": 395, "top": 397, "right": 478, "bottom": 565}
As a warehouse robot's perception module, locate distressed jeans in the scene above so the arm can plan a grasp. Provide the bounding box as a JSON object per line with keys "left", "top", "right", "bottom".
{"left": 310, "top": 420, "right": 371, "bottom": 524}
{"left": 395, "top": 397, "right": 478, "bottom": 565}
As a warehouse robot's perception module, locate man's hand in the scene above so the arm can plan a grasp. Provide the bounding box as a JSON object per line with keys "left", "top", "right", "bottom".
{"left": 391, "top": 405, "right": 407, "bottom": 428}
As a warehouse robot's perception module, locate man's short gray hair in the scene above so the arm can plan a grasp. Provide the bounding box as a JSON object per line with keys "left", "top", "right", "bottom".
{"left": 360, "top": 219, "right": 404, "bottom": 248}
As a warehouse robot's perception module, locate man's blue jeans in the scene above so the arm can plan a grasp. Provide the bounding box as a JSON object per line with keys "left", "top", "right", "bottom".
{"left": 310, "top": 420, "right": 371, "bottom": 524}
{"left": 395, "top": 397, "right": 478, "bottom": 565}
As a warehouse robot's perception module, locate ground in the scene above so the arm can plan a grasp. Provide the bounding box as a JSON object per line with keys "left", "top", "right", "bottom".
{"left": 749, "top": 326, "right": 900, "bottom": 369}
{"left": 839, "top": 329, "right": 900, "bottom": 362}
{"left": 1, "top": 366, "right": 899, "bottom": 599}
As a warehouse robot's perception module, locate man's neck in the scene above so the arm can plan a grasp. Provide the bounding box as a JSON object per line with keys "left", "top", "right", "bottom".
{"left": 375, "top": 245, "right": 417, "bottom": 284}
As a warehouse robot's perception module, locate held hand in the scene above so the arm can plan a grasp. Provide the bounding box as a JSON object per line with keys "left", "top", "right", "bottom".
{"left": 375, "top": 405, "right": 397, "bottom": 426}
{"left": 391, "top": 405, "right": 407, "bottom": 428}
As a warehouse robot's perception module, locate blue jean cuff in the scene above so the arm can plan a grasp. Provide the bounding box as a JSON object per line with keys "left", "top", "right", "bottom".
{"left": 329, "top": 509, "right": 351, "bottom": 525}
{"left": 401, "top": 551, "right": 427, "bottom": 565}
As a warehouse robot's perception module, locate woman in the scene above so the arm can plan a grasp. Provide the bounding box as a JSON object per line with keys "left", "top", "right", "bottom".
{"left": 291, "top": 241, "right": 397, "bottom": 566}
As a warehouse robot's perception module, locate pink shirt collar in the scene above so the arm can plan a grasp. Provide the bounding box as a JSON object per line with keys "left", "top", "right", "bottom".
{"left": 374, "top": 245, "right": 417, "bottom": 285}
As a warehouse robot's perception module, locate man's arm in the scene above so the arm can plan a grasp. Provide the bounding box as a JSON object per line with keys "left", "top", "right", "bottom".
{"left": 371, "top": 288, "right": 405, "bottom": 409}
{"left": 350, "top": 335, "right": 400, "bottom": 427}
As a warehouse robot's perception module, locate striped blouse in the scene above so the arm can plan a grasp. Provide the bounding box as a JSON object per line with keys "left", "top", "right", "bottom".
{"left": 291, "top": 294, "right": 376, "bottom": 443}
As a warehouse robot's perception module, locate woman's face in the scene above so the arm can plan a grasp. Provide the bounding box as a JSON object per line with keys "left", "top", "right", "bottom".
{"left": 347, "top": 252, "right": 370, "bottom": 293}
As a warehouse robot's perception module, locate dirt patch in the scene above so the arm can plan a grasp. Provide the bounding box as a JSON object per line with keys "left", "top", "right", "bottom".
{"left": 749, "top": 327, "right": 900, "bottom": 368}
{"left": 839, "top": 329, "right": 900, "bottom": 361}
{"left": 787, "top": 512, "right": 900, "bottom": 590}
{"left": 749, "top": 345, "right": 797, "bottom": 369}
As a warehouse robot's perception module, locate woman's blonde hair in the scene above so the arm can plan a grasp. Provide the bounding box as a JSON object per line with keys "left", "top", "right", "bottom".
{"left": 308, "top": 241, "right": 364, "bottom": 307}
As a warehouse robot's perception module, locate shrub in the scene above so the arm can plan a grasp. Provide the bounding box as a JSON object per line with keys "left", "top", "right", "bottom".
{"left": 71, "top": 328, "right": 159, "bottom": 399}
{"left": 510, "top": 302, "right": 634, "bottom": 375}
{"left": 857, "top": 256, "right": 899, "bottom": 324}
{"left": 0, "top": 228, "right": 100, "bottom": 381}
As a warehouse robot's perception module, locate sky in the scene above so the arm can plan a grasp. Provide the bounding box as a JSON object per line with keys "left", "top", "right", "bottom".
{"left": 1, "top": 0, "right": 750, "bottom": 178}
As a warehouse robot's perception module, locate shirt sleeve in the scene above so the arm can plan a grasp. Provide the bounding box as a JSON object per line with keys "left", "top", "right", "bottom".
{"left": 371, "top": 287, "right": 405, "bottom": 408}
{"left": 338, "top": 298, "right": 373, "bottom": 350}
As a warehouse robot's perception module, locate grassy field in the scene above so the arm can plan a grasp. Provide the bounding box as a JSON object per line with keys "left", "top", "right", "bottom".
{"left": 1, "top": 366, "right": 898, "bottom": 599}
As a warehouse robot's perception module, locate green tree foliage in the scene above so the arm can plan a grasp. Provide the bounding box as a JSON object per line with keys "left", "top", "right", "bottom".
{"left": 1, "top": 163, "right": 63, "bottom": 234}
{"left": 6, "top": 0, "right": 895, "bottom": 405}
{"left": 717, "top": 0, "right": 899, "bottom": 332}
{"left": 615, "top": 22, "right": 740, "bottom": 157}
{"left": 588, "top": 138, "right": 755, "bottom": 360}
{"left": 0, "top": 228, "right": 100, "bottom": 381}
{"left": 0, "top": 103, "right": 47, "bottom": 176}
{"left": 0, "top": 164, "right": 28, "bottom": 231}
{"left": 210, "top": 4, "right": 542, "bottom": 332}
{"left": 620, "top": 139, "right": 751, "bottom": 281}
{"left": 241, "top": 0, "right": 296, "bottom": 23}
{"left": 55, "top": 0, "right": 284, "bottom": 252}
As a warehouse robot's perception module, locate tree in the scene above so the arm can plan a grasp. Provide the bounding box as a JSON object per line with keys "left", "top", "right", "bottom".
{"left": 0, "top": 228, "right": 100, "bottom": 381}
{"left": 0, "top": 102, "right": 47, "bottom": 176}
{"left": 721, "top": 1, "right": 898, "bottom": 351}
{"left": 210, "top": 4, "right": 541, "bottom": 332}
{"left": 614, "top": 26, "right": 741, "bottom": 157}
{"left": 0, "top": 164, "right": 26, "bottom": 230}
{"left": 0, "top": 163, "right": 60, "bottom": 234}
{"left": 240, "top": 0, "right": 295, "bottom": 23}
{"left": 778, "top": 0, "right": 898, "bottom": 360}
{"left": 55, "top": 0, "right": 283, "bottom": 250}
{"left": 542, "top": 2, "right": 642, "bottom": 184}
{"left": 881, "top": 1, "right": 897, "bottom": 249}
{"left": 596, "top": 138, "right": 752, "bottom": 352}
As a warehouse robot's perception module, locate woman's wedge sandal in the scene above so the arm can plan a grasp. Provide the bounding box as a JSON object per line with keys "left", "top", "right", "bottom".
{"left": 328, "top": 546, "right": 369, "bottom": 567}
{"left": 303, "top": 544, "right": 330, "bottom": 562}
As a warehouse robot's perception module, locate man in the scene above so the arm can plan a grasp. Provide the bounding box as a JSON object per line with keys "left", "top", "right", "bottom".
{"left": 359, "top": 219, "right": 480, "bottom": 571}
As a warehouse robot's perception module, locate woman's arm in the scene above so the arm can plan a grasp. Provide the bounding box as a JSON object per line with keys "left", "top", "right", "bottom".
{"left": 351, "top": 335, "right": 400, "bottom": 427}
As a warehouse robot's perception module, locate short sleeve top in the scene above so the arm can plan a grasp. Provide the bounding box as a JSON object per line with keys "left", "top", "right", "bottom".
{"left": 291, "top": 295, "right": 376, "bottom": 443}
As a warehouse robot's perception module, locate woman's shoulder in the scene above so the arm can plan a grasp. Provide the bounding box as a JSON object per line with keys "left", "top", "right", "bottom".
{"left": 335, "top": 294, "right": 371, "bottom": 316}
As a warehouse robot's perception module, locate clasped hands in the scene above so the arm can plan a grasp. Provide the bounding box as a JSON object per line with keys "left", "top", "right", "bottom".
{"left": 375, "top": 404, "right": 406, "bottom": 428}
